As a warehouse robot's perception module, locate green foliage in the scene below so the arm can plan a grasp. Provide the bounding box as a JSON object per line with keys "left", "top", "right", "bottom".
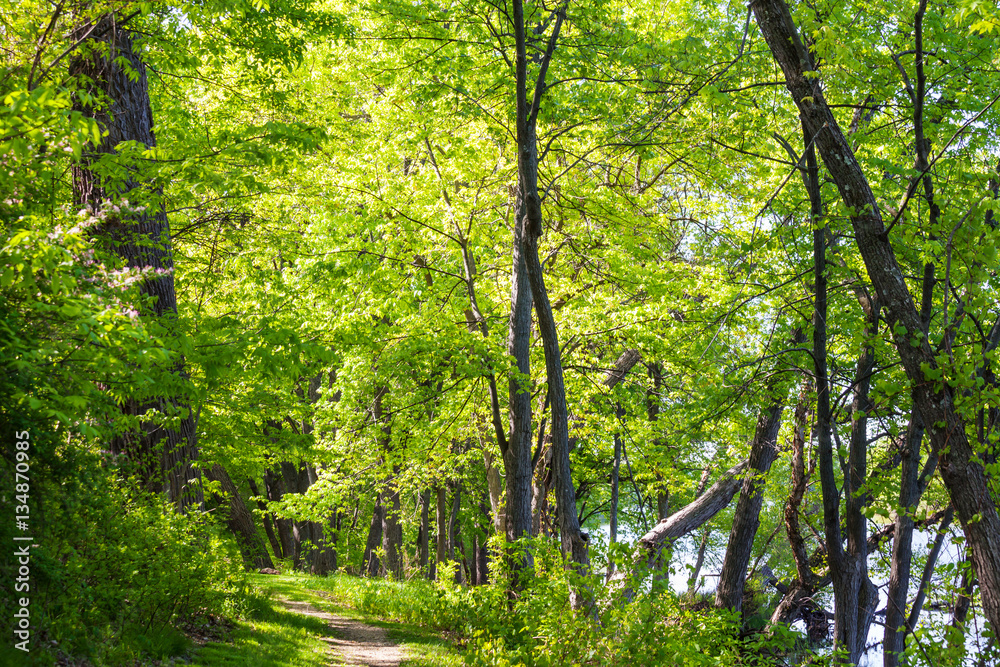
{"left": 310, "top": 540, "right": 794, "bottom": 666}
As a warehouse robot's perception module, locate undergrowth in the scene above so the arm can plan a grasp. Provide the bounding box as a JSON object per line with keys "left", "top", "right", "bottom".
{"left": 309, "top": 538, "right": 796, "bottom": 666}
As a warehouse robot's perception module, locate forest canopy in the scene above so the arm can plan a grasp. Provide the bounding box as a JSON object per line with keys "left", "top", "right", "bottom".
{"left": 1, "top": 0, "right": 999, "bottom": 664}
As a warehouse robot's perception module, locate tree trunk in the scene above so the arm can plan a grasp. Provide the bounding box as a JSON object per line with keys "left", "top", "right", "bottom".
{"left": 206, "top": 464, "right": 274, "bottom": 570}
{"left": 884, "top": 413, "right": 924, "bottom": 666}
{"left": 512, "top": 0, "right": 587, "bottom": 603}
{"left": 382, "top": 473, "right": 403, "bottom": 579}
{"left": 279, "top": 460, "right": 305, "bottom": 569}
{"left": 436, "top": 485, "right": 447, "bottom": 579}
{"left": 449, "top": 482, "right": 464, "bottom": 584}
{"left": 248, "top": 477, "right": 283, "bottom": 561}
{"left": 264, "top": 467, "right": 295, "bottom": 566}
{"left": 419, "top": 489, "right": 430, "bottom": 576}
{"left": 752, "top": 0, "right": 1000, "bottom": 635}
{"left": 715, "top": 399, "right": 785, "bottom": 612}
{"left": 609, "top": 459, "right": 748, "bottom": 600}
{"left": 70, "top": 15, "right": 200, "bottom": 512}
{"left": 364, "top": 495, "right": 384, "bottom": 577}
{"left": 610, "top": 431, "right": 622, "bottom": 545}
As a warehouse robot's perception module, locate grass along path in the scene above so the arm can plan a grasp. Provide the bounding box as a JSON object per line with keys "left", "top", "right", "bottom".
{"left": 190, "top": 574, "right": 463, "bottom": 667}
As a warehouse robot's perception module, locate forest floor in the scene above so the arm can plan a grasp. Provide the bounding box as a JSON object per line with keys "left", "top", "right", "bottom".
{"left": 190, "top": 574, "right": 463, "bottom": 667}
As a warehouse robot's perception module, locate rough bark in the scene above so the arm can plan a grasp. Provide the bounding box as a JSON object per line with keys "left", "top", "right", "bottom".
{"left": 382, "top": 473, "right": 402, "bottom": 579}
{"left": 206, "top": 464, "right": 274, "bottom": 570}
{"left": 505, "top": 188, "right": 534, "bottom": 551}
{"left": 70, "top": 15, "right": 200, "bottom": 511}
{"left": 364, "top": 496, "right": 384, "bottom": 577}
{"left": 884, "top": 412, "right": 925, "bottom": 666}
{"left": 752, "top": 0, "right": 1000, "bottom": 635}
{"left": 279, "top": 460, "right": 305, "bottom": 569}
{"left": 715, "top": 399, "right": 785, "bottom": 612}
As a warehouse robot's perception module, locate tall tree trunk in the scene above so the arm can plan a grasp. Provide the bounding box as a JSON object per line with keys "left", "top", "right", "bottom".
{"left": 511, "top": 0, "right": 587, "bottom": 603}
{"left": 382, "top": 471, "right": 403, "bottom": 579}
{"left": 449, "top": 482, "right": 464, "bottom": 584}
{"left": 419, "top": 489, "right": 430, "bottom": 576}
{"left": 715, "top": 399, "right": 785, "bottom": 612}
{"left": 70, "top": 15, "right": 200, "bottom": 512}
{"left": 505, "top": 193, "right": 534, "bottom": 554}
{"left": 364, "top": 495, "right": 384, "bottom": 577}
{"left": 279, "top": 460, "right": 305, "bottom": 569}
{"left": 610, "top": 430, "right": 622, "bottom": 546}
{"left": 752, "top": 0, "right": 1000, "bottom": 635}
{"left": 206, "top": 464, "right": 274, "bottom": 570}
{"left": 884, "top": 412, "right": 924, "bottom": 666}
{"left": 436, "top": 485, "right": 448, "bottom": 579}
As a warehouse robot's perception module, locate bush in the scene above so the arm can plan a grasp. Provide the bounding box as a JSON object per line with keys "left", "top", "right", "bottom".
{"left": 0, "top": 438, "right": 254, "bottom": 665}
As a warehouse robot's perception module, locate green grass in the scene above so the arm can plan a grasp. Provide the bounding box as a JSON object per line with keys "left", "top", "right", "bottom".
{"left": 192, "top": 573, "right": 463, "bottom": 667}
{"left": 188, "top": 588, "right": 334, "bottom": 667}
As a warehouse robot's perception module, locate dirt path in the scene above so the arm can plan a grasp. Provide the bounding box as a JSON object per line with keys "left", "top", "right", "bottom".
{"left": 280, "top": 598, "right": 404, "bottom": 667}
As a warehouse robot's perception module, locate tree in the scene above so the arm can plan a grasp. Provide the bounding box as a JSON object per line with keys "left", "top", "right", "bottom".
{"left": 751, "top": 0, "right": 1000, "bottom": 647}
{"left": 71, "top": 14, "right": 201, "bottom": 511}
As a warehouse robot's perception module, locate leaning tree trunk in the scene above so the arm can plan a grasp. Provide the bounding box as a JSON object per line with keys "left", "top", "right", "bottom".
{"left": 70, "top": 14, "right": 200, "bottom": 512}
{"left": 715, "top": 399, "right": 785, "bottom": 613}
{"left": 609, "top": 459, "right": 749, "bottom": 602}
{"left": 206, "top": 464, "right": 274, "bottom": 570}
{"left": 248, "top": 477, "right": 284, "bottom": 561}
{"left": 752, "top": 0, "right": 1000, "bottom": 637}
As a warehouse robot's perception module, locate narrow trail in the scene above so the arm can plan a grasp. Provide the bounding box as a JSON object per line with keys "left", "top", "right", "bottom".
{"left": 279, "top": 598, "right": 404, "bottom": 667}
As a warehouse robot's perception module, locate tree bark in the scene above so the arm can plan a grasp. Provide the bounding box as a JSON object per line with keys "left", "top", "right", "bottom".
{"left": 263, "top": 465, "right": 295, "bottom": 566}
{"left": 752, "top": 0, "right": 1000, "bottom": 635}
{"left": 436, "top": 485, "right": 448, "bottom": 579}
{"left": 364, "top": 495, "right": 384, "bottom": 577}
{"left": 248, "top": 477, "right": 283, "bottom": 561}
{"left": 382, "top": 472, "right": 403, "bottom": 579}
{"left": 70, "top": 15, "right": 200, "bottom": 512}
{"left": 449, "top": 481, "right": 464, "bottom": 584}
{"left": 206, "top": 464, "right": 274, "bottom": 570}
{"left": 715, "top": 399, "right": 785, "bottom": 612}
{"left": 419, "top": 489, "right": 430, "bottom": 575}
{"left": 609, "top": 459, "right": 748, "bottom": 600}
